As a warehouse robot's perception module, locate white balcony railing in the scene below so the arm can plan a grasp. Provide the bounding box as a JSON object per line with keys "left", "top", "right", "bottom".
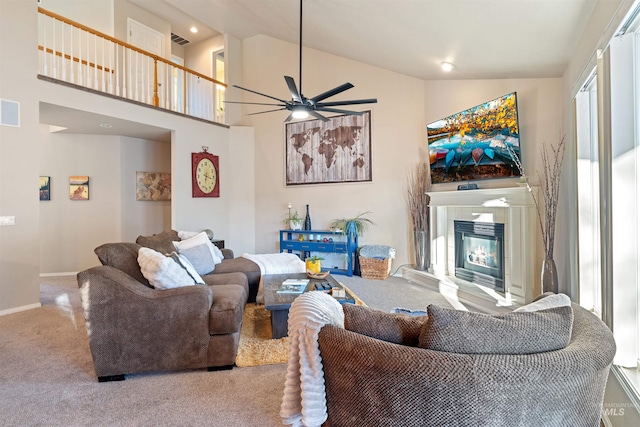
{"left": 37, "top": 7, "right": 226, "bottom": 124}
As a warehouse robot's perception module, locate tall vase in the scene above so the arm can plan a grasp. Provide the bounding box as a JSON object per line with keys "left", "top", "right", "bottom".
{"left": 414, "top": 230, "right": 430, "bottom": 271}
{"left": 541, "top": 258, "right": 559, "bottom": 293}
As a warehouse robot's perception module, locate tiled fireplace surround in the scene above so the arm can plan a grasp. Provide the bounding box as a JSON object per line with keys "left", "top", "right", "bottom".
{"left": 404, "top": 186, "right": 541, "bottom": 313}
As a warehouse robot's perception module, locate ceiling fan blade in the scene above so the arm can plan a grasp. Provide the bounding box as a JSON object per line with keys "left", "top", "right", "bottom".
{"left": 232, "top": 84, "right": 289, "bottom": 104}
{"left": 316, "top": 107, "right": 364, "bottom": 116}
{"left": 224, "top": 101, "right": 285, "bottom": 106}
{"left": 308, "top": 110, "right": 329, "bottom": 122}
{"left": 316, "top": 98, "right": 378, "bottom": 107}
{"left": 284, "top": 76, "right": 303, "bottom": 103}
{"left": 247, "top": 108, "right": 288, "bottom": 116}
{"left": 310, "top": 82, "right": 354, "bottom": 103}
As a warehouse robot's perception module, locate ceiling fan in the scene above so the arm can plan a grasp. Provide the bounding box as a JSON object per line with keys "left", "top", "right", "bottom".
{"left": 225, "top": 0, "right": 377, "bottom": 122}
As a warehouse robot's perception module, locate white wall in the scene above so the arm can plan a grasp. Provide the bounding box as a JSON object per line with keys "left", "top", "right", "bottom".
{"left": 38, "top": 132, "right": 171, "bottom": 274}
{"left": 120, "top": 136, "right": 172, "bottom": 242}
{"left": 240, "top": 35, "right": 562, "bottom": 270}
{"left": 184, "top": 35, "right": 225, "bottom": 76}
{"left": 1, "top": 0, "right": 42, "bottom": 313}
{"left": 424, "top": 78, "right": 564, "bottom": 291}
{"left": 38, "top": 133, "right": 122, "bottom": 273}
{"left": 40, "top": 0, "right": 114, "bottom": 35}
{"left": 241, "top": 35, "right": 426, "bottom": 267}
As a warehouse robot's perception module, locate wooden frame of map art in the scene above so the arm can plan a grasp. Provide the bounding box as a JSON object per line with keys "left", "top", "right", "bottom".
{"left": 136, "top": 171, "right": 171, "bottom": 201}
{"left": 285, "top": 111, "right": 372, "bottom": 185}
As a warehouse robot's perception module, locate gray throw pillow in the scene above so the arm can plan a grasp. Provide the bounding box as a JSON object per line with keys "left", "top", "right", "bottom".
{"left": 418, "top": 304, "right": 573, "bottom": 354}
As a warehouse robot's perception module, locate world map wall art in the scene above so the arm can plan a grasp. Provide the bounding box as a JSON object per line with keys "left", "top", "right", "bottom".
{"left": 285, "top": 111, "right": 372, "bottom": 185}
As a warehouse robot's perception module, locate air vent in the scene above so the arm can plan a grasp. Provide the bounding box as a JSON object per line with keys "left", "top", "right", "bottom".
{"left": 171, "top": 33, "right": 190, "bottom": 46}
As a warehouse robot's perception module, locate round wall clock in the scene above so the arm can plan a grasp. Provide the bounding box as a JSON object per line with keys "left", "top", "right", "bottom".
{"left": 191, "top": 151, "right": 219, "bottom": 198}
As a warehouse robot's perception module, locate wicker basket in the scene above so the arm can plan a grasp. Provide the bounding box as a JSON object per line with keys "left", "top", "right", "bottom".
{"left": 359, "top": 256, "right": 392, "bottom": 280}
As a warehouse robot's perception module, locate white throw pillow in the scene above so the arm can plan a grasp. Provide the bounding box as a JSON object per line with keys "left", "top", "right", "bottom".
{"left": 137, "top": 247, "right": 197, "bottom": 289}
{"left": 514, "top": 293, "right": 572, "bottom": 312}
{"left": 178, "top": 230, "right": 200, "bottom": 240}
{"left": 172, "top": 231, "right": 223, "bottom": 275}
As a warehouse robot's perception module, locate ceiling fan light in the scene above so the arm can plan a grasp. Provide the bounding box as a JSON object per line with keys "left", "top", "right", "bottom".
{"left": 292, "top": 108, "right": 309, "bottom": 119}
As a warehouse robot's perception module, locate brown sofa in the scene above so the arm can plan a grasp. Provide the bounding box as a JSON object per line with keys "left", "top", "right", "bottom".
{"left": 134, "top": 230, "right": 261, "bottom": 302}
{"left": 76, "top": 231, "right": 261, "bottom": 382}
{"left": 317, "top": 302, "right": 615, "bottom": 427}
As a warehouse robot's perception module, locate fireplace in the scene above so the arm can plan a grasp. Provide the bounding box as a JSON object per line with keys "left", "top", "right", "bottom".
{"left": 454, "top": 220, "right": 505, "bottom": 293}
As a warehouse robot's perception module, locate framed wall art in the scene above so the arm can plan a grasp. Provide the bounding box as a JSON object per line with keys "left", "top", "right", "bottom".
{"left": 285, "top": 111, "right": 372, "bottom": 185}
{"left": 39, "top": 176, "right": 50, "bottom": 201}
{"left": 136, "top": 171, "right": 171, "bottom": 201}
{"left": 69, "top": 176, "right": 89, "bottom": 200}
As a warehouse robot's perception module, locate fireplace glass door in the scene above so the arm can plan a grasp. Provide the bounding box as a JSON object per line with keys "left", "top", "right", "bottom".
{"left": 454, "top": 221, "right": 505, "bottom": 293}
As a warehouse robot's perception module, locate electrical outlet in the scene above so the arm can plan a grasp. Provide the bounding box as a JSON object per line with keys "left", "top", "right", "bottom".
{"left": 0, "top": 216, "right": 15, "bottom": 226}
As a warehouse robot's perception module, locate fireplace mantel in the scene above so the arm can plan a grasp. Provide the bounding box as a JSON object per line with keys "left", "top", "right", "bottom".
{"left": 428, "top": 186, "right": 537, "bottom": 208}
{"left": 405, "top": 185, "right": 541, "bottom": 312}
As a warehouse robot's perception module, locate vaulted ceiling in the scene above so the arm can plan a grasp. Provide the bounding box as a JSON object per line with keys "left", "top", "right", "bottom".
{"left": 134, "top": 0, "right": 598, "bottom": 80}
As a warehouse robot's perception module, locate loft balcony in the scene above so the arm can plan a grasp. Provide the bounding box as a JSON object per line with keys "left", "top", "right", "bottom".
{"left": 37, "top": 7, "right": 227, "bottom": 126}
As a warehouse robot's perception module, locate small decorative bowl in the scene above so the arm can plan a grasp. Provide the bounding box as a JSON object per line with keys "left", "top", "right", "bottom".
{"left": 307, "top": 270, "right": 329, "bottom": 280}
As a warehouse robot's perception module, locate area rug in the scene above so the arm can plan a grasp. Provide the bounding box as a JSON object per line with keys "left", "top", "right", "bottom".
{"left": 235, "top": 284, "right": 364, "bottom": 368}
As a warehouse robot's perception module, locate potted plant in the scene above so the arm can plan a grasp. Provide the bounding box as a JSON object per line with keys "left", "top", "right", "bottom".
{"left": 328, "top": 212, "right": 374, "bottom": 236}
{"left": 285, "top": 210, "right": 304, "bottom": 230}
{"left": 305, "top": 255, "right": 325, "bottom": 274}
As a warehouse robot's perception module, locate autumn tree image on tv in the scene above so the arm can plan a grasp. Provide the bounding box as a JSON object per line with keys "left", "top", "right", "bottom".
{"left": 427, "top": 93, "right": 521, "bottom": 184}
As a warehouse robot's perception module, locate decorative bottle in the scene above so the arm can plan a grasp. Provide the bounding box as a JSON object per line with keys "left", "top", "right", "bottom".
{"left": 304, "top": 204, "right": 312, "bottom": 231}
{"left": 304, "top": 205, "right": 312, "bottom": 256}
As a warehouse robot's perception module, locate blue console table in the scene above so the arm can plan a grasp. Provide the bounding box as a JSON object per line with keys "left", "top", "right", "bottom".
{"left": 279, "top": 229, "right": 358, "bottom": 277}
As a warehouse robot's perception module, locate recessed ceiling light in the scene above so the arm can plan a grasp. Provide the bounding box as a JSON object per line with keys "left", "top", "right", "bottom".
{"left": 190, "top": 26, "right": 198, "bottom": 33}
{"left": 99, "top": 123, "right": 113, "bottom": 128}
{"left": 441, "top": 62, "right": 454, "bottom": 72}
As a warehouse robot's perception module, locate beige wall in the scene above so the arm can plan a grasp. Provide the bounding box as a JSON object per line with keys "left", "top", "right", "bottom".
{"left": 0, "top": 0, "right": 256, "bottom": 313}
{"left": 38, "top": 133, "right": 122, "bottom": 273}
{"left": 240, "top": 34, "right": 563, "bottom": 271}
{"left": 241, "top": 35, "right": 426, "bottom": 267}
{"left": 562, "top": 0, "right": 639, "bottom": 424}
{"left": 40, "top": 0, "right": 114, "bottom": 35}
{"left": 184, "top": 35, "right": 225, "bottom": 76}
{"left": 0, "top": 0, "right": 41, "bottom": 313}
{"left": 120, "top": 136, "right": 172, "bottom": 242}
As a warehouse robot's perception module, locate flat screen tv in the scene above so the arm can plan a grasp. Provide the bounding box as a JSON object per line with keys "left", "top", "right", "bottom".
{"left": 427, "top": 92, "right": 521, "bottom": 184}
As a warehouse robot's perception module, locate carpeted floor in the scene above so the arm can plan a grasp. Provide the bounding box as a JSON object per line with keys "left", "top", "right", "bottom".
{"left": 0, "top": 273, "right": 452, "bottom": 426}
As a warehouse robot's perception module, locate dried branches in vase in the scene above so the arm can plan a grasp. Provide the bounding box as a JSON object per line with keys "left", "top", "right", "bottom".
{"left": 534, "top": 136, "right": 566, "bottom": 260}
{"left": 506, "top": 136, "right": 566, "bottom": 259}
{"left": 407, "top": 160, "right": 432, "bottom": 231}
{"left": 407, "top": 160, "right": 432, "bottom": 270}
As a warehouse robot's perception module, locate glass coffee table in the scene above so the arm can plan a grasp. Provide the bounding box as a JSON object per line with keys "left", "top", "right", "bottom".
{"left": 262, "top": 273, "right": 355, "bottom": 339}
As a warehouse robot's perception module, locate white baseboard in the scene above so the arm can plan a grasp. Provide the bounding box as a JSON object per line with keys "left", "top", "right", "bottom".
{"left": 40, "top": 272, "right": 78, "bottom": 277}
{"left": 0, "top": 302, "right": 42, "bottom": 317}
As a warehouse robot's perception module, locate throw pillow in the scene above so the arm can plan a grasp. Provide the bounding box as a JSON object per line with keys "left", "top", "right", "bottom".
{"left": 94, "top": 242, "right": 151, "bottom": 288}
{"left": 514, "top": 292, "right": 572, "bottom": 312}
{"left": 136, "top": 230, "right": 180, "bottom": 254}
{"left": 178, "top": 230, "right": 200, "bottom": 240}
{"left": 418, "top": 304, "right": 573, "bottom": 355}
{"left": 168, "top": 251, "right": 205, "bottom": 285}
{"left": 137, "top": 247, "right": 198, "bottom": 289}
{"left": 172, "top": 232, "right": 223, "bottom": 275}
{"left": 344, "top": 304, "right": 426, "bottom": 346}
